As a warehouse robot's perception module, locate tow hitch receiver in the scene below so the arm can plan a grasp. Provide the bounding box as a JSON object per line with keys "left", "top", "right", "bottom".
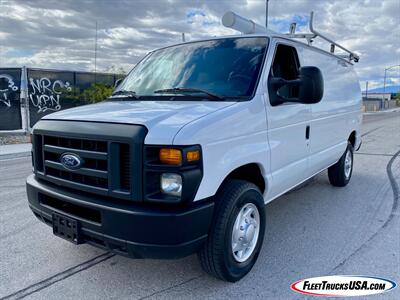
{"left": 52, "top": 213, "right": 82, "bottom": 244}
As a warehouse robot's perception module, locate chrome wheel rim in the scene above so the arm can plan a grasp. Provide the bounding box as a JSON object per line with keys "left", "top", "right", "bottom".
{"left": 344, "top": 150, "right": 352, "bottom": 179}
{"left": 231, "top": 203, "right": 260, "bottom": 263}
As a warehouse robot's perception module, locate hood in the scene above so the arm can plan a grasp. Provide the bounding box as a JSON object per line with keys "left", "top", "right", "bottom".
{"left": 43, "top": 100, "right": 236, "bottom": 144}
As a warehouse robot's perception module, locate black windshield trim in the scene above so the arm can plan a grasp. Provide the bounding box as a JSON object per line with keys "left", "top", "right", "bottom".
{"left": 106, "top": 95, "right": 243, "bottom": 102}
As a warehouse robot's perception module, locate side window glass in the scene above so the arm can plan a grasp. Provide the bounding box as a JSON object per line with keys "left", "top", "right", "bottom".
{"left": 269, "top": 44, "right": 300, "bottom": 103}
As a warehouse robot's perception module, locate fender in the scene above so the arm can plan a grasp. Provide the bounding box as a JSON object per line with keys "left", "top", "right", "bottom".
{"left": 173, "top": 95, "right": 272, "bottom": 201}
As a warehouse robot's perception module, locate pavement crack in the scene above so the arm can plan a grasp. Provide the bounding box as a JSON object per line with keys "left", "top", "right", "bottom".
{"left": 385, "top": 149, "right": 400, "bottom": 218}
{"left": 361, "top": 127, "right": 382, "bottom": 137}
{"left": 137, "top": 275, "right": 204, "bottom": 300}
{"left": 1, "top": 252, "right": 115, "bottom": 300}
{"left": 329, "top": 149, "right": 400, "bottom": 273}
{"left": 355, "top": 152, "right": 394, "bottom": 157}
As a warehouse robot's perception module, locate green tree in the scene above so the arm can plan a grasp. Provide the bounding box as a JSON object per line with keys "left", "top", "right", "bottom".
{"left": 394, "top": 93, "right": 400, "bottom": 106}
{"left": 107, "top": 65, "right": 127, "bottom": 76}
{"left": 81, "top": 83, "right": 113, "bottom": 103}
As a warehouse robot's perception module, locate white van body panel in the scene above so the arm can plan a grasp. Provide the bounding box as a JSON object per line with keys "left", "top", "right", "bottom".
{"left": 43, "top": 100, "right": 235, "bottom": 145}
{"left": 257, "top": 38, "right": 362, "bottom": 202}
{"left": 173, "top": 94, "right": 271, "bottom": 201}
{"left": 261, "top": 38, "right": 313, "bottom": 200}
{"left": 298, "top": 44, "right": 362, "bottom": 175}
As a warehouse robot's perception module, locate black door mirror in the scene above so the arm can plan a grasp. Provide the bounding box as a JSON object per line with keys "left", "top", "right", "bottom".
{"left": 114, "top": 78, "right": 123, "bottom": 90}
{"left": 268, "top": 66, "right": 324, "bottom": 105}
{"left": 298, "top": 66, "right": 324, "bottom": 104}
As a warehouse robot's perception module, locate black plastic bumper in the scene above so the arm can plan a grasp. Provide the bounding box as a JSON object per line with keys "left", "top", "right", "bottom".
{"left": 26, "top": 174, "right": 214, "bottom": 259}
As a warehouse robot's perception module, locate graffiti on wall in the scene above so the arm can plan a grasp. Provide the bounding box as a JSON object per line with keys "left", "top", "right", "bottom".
{"left": 0, "top": 68, "right": 122, "bottom": 129}
{"left": 0, "top": 74, "right": 19, "bottom": 108}
{"left": 29, "top": 77, "right": 72, "bottom": 113}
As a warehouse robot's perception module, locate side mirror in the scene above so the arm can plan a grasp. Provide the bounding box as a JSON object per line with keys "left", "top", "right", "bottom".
{"left": 114, "top": 78, "right": 123, "bottom": 90}
{"left": 268, "top": 66, "right": 324, "bottom": 105}
{"left": 298, "top": 66, "right": 324, "bottom": 104}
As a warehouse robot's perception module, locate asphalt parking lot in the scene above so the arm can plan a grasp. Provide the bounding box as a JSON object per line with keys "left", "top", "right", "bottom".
{"left": 1, "top": 110, "right": 399, "bottom": 300}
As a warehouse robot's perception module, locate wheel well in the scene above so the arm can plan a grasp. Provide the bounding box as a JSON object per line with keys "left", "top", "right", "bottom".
{"left": 348, "top": 131, "right": 356, "bottom": 147}
{"left": 224, "top": 163, "right": 265, "bottom": 194}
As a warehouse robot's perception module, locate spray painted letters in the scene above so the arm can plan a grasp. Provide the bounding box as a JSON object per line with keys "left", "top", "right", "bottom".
{"left": 0, "top": 74, "right": 19, "bottom": 108}
{"left": 29, "top": 77, "right": 72, "bottom": 113}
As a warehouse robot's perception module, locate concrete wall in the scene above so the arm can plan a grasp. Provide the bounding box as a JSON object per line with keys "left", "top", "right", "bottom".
{"left": 362, "top": 93, "right": 392, "bottom": 101}
{"left": 362, "top": 97, "right": 398, "bottom": 112}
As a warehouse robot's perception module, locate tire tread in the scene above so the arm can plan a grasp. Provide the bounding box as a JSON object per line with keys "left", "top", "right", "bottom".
{"left": 328, "top": 142, "right": 353, "bottom": 187}
{"left": 198, "top": 179, "right": 261, "bottom": 281}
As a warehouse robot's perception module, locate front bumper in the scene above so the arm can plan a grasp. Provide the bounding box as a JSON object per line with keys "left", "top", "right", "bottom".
{"left": 26, "top": 174, "right": 214, "bottom": 259}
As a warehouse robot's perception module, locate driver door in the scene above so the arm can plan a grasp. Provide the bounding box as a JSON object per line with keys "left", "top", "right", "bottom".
{"left": 264, "top": 40, "right": 312, "bottom": 199}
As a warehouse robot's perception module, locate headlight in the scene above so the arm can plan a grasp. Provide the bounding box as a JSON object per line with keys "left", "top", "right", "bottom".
{"left": 160, "top": 173, "right": 182, "bottom": 197}
{"left": 144, "top": 145, "right": 202, "bottom": 203}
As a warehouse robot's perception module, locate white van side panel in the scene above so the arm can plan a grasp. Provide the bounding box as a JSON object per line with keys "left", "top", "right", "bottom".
{"left": 173, "top": 95, "right": 271, "bottom": 202}
{"left": 299, "top": 45, "right": 362, "bottom": 174}
{"left": 261, "top": 39, "right": 313, "bottom": 201}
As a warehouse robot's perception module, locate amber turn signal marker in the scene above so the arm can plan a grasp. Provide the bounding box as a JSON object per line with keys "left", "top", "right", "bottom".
{"left": 159, "top": 148, "right": 182, "bottom": 165}
{"left": 186, "top": 150, "right": 200, "bottom": 162}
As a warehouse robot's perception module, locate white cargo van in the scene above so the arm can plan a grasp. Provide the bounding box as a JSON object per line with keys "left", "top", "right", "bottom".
{"left": 27, "top": 12, "right": 362, "bottom": 282}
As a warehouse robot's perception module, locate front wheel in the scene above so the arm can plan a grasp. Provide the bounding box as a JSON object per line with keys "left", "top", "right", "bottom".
{"left": 197, "top": 179, "right": 266, "bottom": 282}
{"left": 328, "top": 142, "right": 354, "bottom": 187}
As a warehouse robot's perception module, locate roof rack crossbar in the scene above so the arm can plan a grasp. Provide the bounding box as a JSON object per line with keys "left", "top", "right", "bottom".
{"left": 285, "top": 11, "right": 360, "bottom": 63}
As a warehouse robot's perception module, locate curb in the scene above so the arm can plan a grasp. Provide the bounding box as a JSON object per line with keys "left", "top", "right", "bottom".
{"left": 363, "top": 108, "right": 400, "bottom": 115}
{"left": 0, "top": 131, "right": 28, "bottom": 137}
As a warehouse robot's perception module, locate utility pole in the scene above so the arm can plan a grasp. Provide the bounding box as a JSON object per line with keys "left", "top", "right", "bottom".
{"left": 383, "top": 69, "right": 386, "bottom": 94}
{"left": 182, "top": 33, "right": 186, "bottom": 42}
{"left": 94, "top": 21, "right": 98, "bottom": 83}
{"left": 365, "top": 81, "right": 368, "bottom": 99}
{"left": 265, "top": 0, "right": 270, "bottom": 28}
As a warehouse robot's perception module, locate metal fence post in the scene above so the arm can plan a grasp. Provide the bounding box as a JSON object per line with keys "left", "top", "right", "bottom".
{"left": 20, "top": 66, "right": 30, "bottom": 132}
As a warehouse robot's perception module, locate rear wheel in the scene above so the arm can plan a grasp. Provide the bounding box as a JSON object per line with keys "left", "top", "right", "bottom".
{"left": 328, "top": 142, "right": 354, "bottom": 187}
{"left": 198, "top": 179, "right": 266, "bottom": 282}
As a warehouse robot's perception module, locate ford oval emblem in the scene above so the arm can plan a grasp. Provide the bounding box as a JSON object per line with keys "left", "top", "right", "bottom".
{"left": 60, "top": 153, "right": 83, "bottom": 170}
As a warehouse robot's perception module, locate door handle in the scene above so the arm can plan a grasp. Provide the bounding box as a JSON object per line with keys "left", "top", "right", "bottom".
{"left": 305, "top": 125, "right": 310, "bottom": 140}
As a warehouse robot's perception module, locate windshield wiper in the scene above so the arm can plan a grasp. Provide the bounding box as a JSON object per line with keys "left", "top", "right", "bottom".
{"left": 108, "top": 90, "right": 138, "bottom": 100}
{"left": 153, "top": 87, "right": 224, "bottom": 101}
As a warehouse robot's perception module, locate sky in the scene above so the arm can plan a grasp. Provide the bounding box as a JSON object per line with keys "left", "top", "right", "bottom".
{"left": 0, "top": 0, "right": 399, "bottom": 90}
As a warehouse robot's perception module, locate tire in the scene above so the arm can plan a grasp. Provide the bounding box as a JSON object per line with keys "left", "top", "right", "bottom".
{"left": 197, "top": 179, "right": 266, "bottom": 282}
{"left": 328, "top": 142, "right": 354, "bottom": 187}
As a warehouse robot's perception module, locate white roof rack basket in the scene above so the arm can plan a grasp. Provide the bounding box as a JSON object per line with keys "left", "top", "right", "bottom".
{"left": 285, "top": 11, "right": 360, "bottom": 63}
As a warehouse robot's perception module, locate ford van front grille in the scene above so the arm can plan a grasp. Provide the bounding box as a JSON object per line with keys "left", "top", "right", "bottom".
{"left": 43, "top": 135, "right": 109, "bottom": 190}
{"left": 31, "top": 120, "right": 147, "bottom": 202}
{"left": 33, "top": 134, "right": 131, "bottom": 199}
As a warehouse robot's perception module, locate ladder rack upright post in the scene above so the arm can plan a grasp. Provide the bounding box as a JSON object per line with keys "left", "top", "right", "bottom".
{"left": 285, "top": 11, "right": 360, "bottom": 63}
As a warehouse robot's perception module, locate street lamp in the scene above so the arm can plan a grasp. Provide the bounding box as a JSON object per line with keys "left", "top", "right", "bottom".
{"left": 383, "top": 64, "right": 400, "bottom": 94}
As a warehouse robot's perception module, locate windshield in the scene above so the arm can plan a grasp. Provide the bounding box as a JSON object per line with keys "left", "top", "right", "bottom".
{"left": 116, "top": 37, "right": 269, "bottom": 100}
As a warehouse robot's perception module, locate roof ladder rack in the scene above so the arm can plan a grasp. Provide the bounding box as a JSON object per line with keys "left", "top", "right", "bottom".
{"left": 285, "top": 11, "right": 360, "bottom": 63}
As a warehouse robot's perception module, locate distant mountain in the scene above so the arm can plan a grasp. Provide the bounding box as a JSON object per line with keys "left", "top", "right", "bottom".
{"left": 363, "top": 85, "right": 400, "bottom": 94}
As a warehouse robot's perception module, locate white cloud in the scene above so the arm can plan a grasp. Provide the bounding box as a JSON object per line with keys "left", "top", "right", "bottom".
{"left": 0, "top": 0, "right": 399, "bottom": 90}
